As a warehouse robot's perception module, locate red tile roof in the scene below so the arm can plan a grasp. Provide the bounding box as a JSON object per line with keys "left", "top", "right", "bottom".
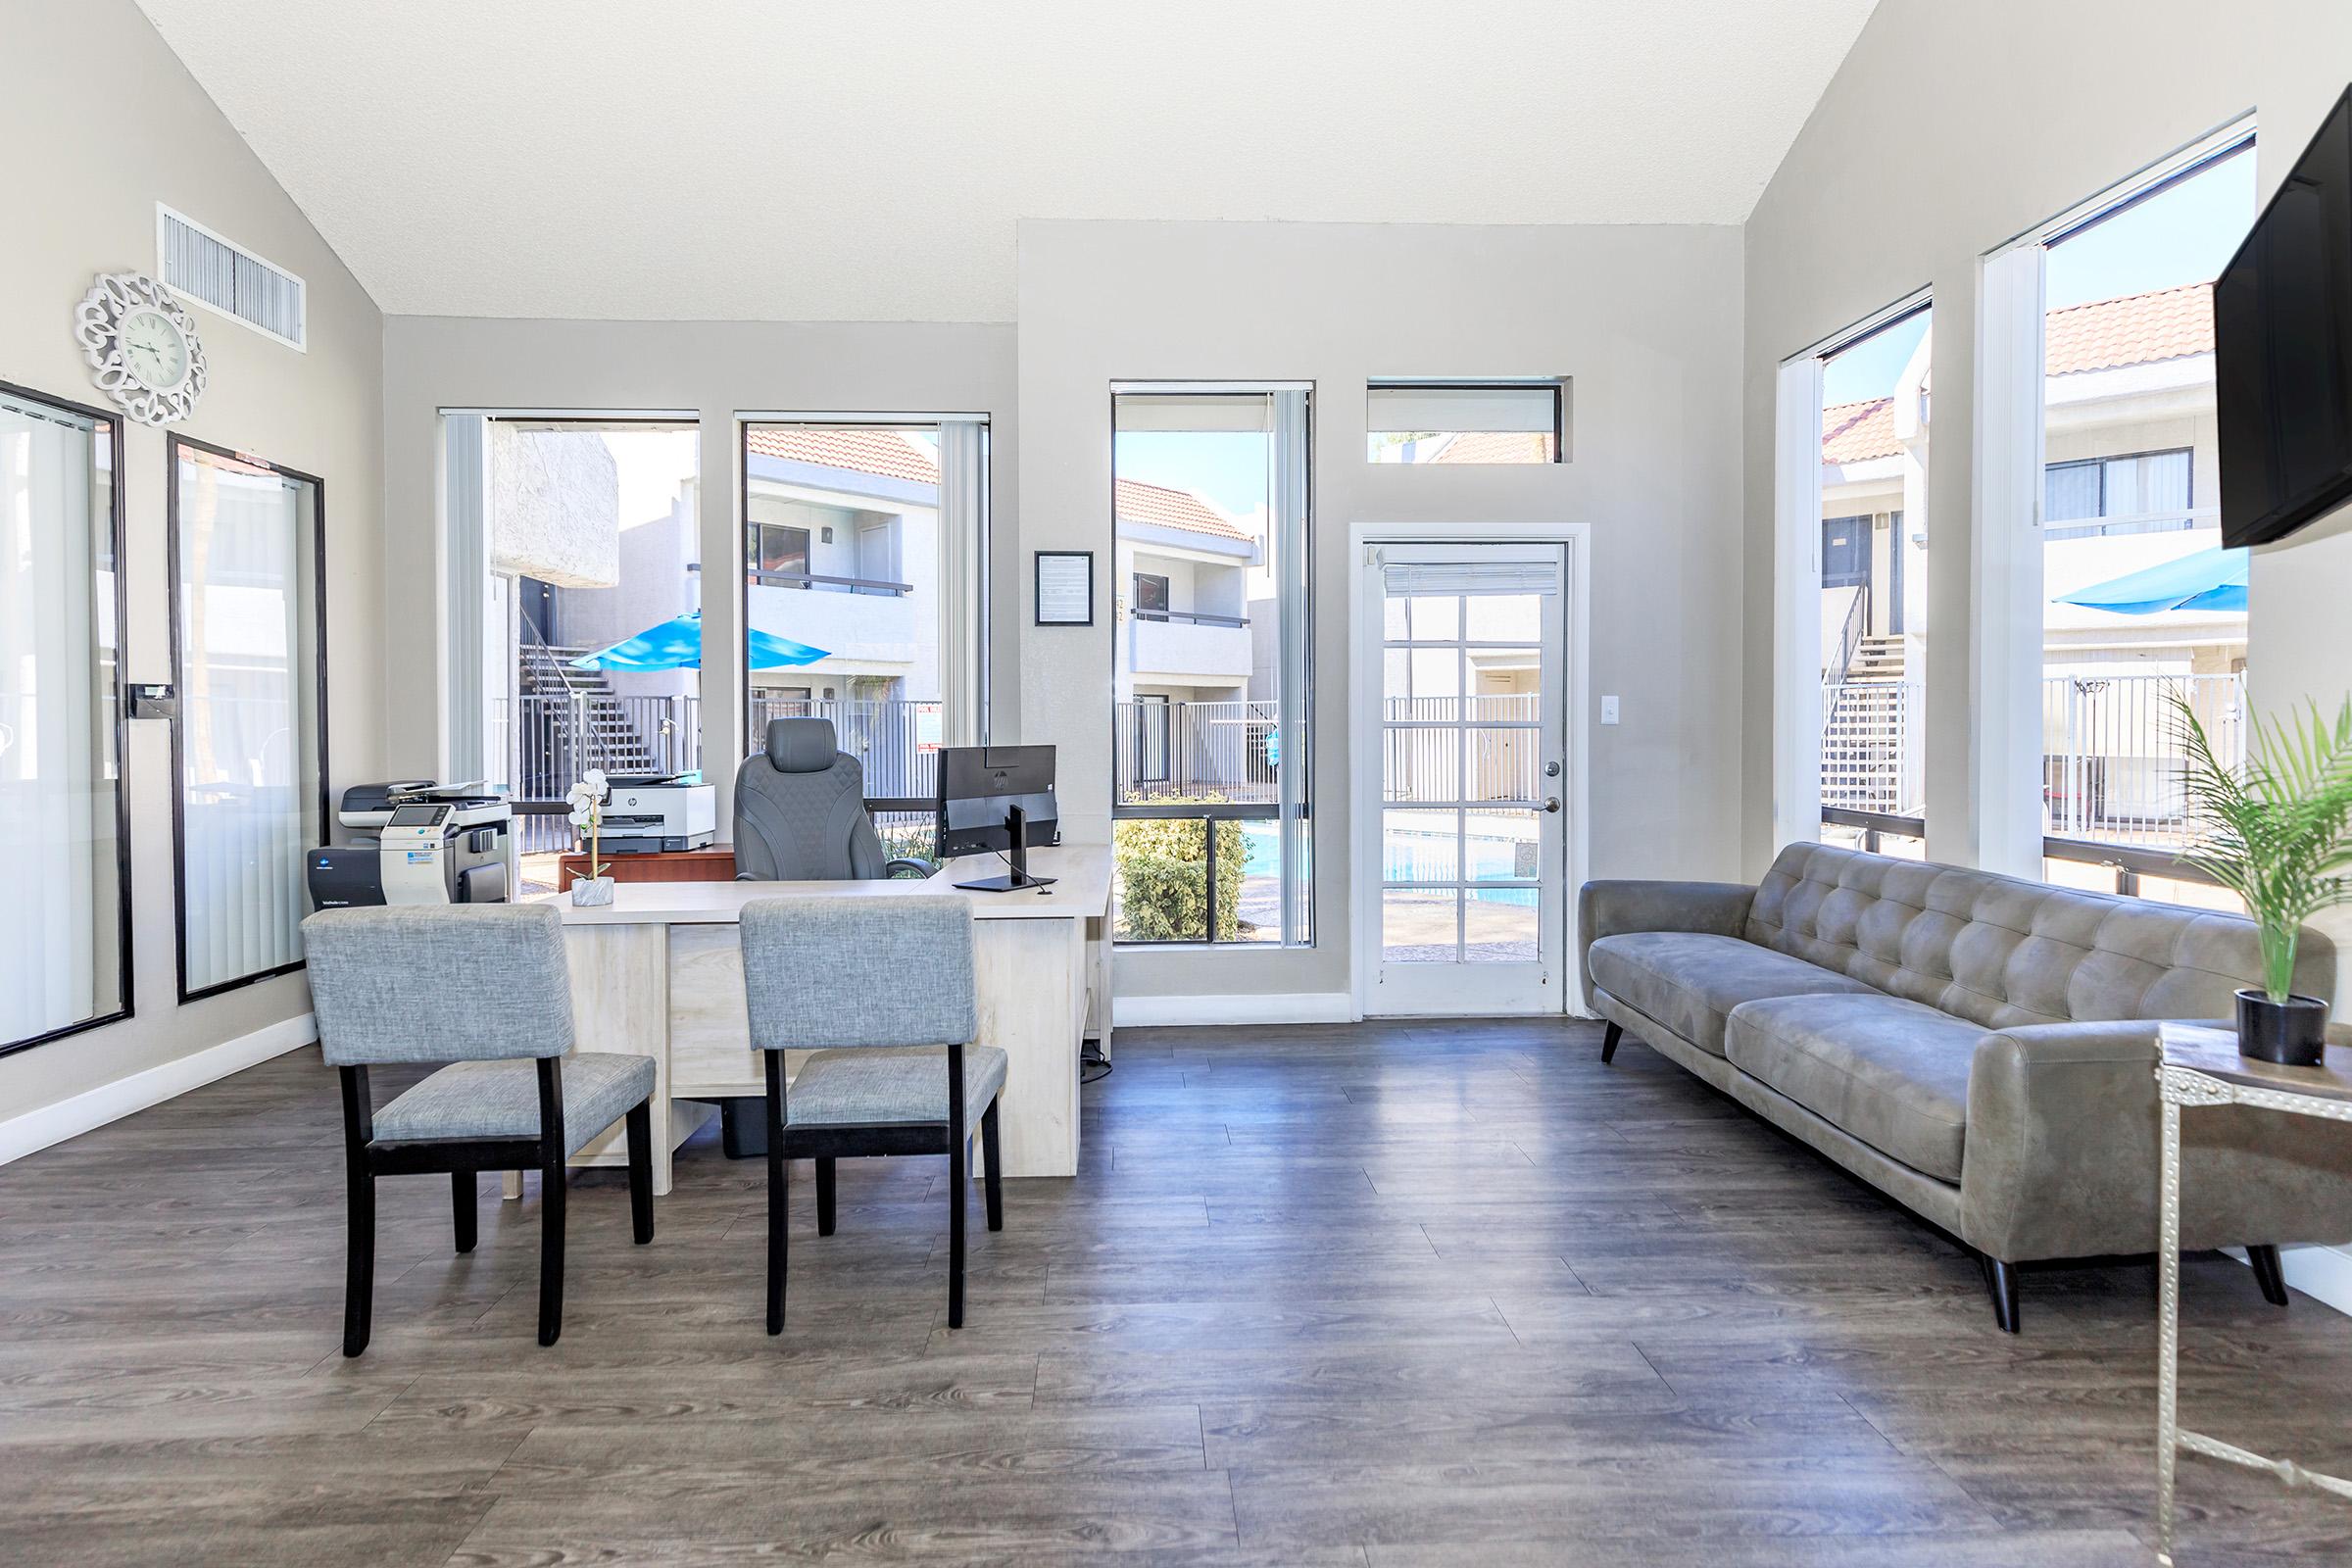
{"left": 1114, "top": 477, "right": 1251, "bottom": 544}
{"left": 2044, "top": 282, "right": 2213, "bottom": 377}
{"left": 744, "top": 425, "right": 939, "bottom": 485}
{"left": 1821, "top": 398, "right": 1897, "bottom": 465}
{"left": 1428, "top": 429, "right": 1558, "bottom": 465}
{"left": 1820, "top": 284, "right": 2216, "bottom": 464}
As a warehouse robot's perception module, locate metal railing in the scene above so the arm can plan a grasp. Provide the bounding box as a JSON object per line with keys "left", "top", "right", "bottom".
{"left": 1822, "top": 679, "right": 1921, "bottom": 816}
{"left": 747, "top": 568, "right": 913, "bottom": 596}
{"left": 1115, "top": 698, "right": 1279, "bottom": 805}
{"left": 2041, "top": 671, "right": 2243, "bottom": 846}
{"left": 1132, "top": 608, "right": 1250, "bottom": 628}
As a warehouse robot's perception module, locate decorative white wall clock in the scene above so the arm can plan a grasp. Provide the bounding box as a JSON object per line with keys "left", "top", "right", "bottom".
{"left": 74, "top": 272, "right": 207, "bottom": 426}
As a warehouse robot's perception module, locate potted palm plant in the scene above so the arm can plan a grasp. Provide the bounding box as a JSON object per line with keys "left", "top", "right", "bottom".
{"left": 2175, "top": 694, "right": 2352, "bottom": 1066}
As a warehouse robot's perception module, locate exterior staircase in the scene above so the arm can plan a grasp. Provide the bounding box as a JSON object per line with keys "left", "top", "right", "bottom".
{"left": 1847, "top": 634, "right": 1907, "bottom": 683}
{"left": 516, "top": 643, "right": 662, "bottom": 794}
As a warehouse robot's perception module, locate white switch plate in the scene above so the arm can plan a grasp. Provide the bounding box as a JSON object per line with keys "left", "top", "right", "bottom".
{"left": 1599, "top": 695, "right": 1621, "bottom": 725}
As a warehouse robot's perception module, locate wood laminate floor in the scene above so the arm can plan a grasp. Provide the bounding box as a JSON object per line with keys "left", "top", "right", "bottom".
{"left": 4, "top": 1017, "right": 2349, "bottom": 1565}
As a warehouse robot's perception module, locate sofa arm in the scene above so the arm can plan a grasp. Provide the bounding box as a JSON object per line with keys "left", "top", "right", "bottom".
{"left": 1962, "top": 1018, "right": 2352, "bottom": 1262}
{"left": 1578, "top": 878, "right": 1754, "bottom": 996}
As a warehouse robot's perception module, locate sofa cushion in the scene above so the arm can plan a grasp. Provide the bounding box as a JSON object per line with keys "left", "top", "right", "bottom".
{"left": 1588, "top": 932, "right": 1881, "bottom": 1058}
{"left": 1725, "top": 993, "right": 1980, "bottom": 1183}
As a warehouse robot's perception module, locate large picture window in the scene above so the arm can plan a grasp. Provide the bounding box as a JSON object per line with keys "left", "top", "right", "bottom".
{"left": 1, "top": 383, "right": 128, "bottom": 1051}
{"left": 1110, "top": 387, "right": 1312, "bottom": 946}
{"left": 739, "top": 417, "right": 990, "bottom": 860}
{"left": 170, "top": 438, "right": 325, "bottom": 999}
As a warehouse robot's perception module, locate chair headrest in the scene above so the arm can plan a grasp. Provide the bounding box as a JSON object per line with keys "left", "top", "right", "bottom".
{"left": 766, "top": 717, "right": 840, "bottom": 773}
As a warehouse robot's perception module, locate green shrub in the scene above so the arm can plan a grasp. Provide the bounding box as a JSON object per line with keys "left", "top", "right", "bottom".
{"left": 1114, "top": 798, "right": 1247, "bottom": 941}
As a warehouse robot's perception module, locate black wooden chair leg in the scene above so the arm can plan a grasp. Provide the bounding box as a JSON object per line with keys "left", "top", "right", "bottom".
{"left": 537, "top": 1158, "right": 566, "bottom": 1347}
{"left": 947, "top": 1041, "right": 968, "bottom": 1331}
{"left": 2248, "top": 1244, "right": 2291, "bottom": 1307}
{"left": 764, "top": 1051, "right": 788, "bottom": 1335}
{"left": 981, "top": 1099, "right": 1004, "bottom": 1233}
{"left": 343, "top": 1168, "right": 375, "bottom": 1357}
{"left": 816, "top": 1157, "right": 837, "bottom": 1237}
{"left": 625, "top": 1101, "right": 655, "bottom": 1245}
{"left": 1601, "top": 1021, "right": 1622, "bottom": 1064}
{"left": 451, "top": 1170, "right": 477, "bottom": 1254}
{"left": 1983, "top": 1253, "right": 2020, "bottom": 1333}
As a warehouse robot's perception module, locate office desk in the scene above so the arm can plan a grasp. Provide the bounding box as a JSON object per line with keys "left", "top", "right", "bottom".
{"left": 524, "top": 846, "right": 1111, "bottom": 1196}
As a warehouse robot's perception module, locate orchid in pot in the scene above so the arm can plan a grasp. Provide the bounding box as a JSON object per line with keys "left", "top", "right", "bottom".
{"left": 568, "top": 768, "right": 614, "bottom": 906}
{"left": 2175, "top": 694, "right": 2352, "bottom": 1066}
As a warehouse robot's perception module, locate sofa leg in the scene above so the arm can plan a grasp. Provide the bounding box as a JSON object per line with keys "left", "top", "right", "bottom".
{"left": 1600, "top": 1021, "right": 1622, "bottom": 1064}
{"left": 1982, "top": 1254, "right": 2020, "bottom": 1333}
{"left": 2248, "top": 1244, "right": 2291, "bottom": 1308}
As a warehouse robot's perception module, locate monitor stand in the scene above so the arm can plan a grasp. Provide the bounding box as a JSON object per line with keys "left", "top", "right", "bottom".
{"left": 954, "top": 803, "right": 1058, "bottom": 892}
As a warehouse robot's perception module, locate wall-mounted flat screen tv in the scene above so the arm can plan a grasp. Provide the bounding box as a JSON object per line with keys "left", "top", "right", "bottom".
{"left": 2217, "top": 85, "right": 2352, "bottom": 549}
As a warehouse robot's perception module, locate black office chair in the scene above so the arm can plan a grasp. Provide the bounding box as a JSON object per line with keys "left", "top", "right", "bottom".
{"left": 716, "top": 717, "right": 929, "bottom": 1154}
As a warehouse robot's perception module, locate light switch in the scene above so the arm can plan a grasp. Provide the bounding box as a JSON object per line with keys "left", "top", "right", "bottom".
{"left": 1599, "top": 695, "right": 1621, "bottom": 725}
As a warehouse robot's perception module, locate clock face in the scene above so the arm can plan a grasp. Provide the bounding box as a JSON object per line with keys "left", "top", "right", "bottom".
{"left": 122, "top": 309, "right": 190, "bottom": 392}
{"left": 74, "top": 273, "right": 207, "bottom": 426}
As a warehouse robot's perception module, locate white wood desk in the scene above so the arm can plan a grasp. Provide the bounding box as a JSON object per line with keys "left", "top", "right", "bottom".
{"left": 514, "top": 847, "right": 1111, "bottom": 1197}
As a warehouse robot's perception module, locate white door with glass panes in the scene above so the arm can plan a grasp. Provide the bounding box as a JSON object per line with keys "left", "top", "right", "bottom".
{"left": 1361, "top": 543, "right": 1570, "bottom": 1014}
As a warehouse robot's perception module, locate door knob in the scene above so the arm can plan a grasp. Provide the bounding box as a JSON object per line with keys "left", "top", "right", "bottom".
{"left": 1542, "top": 796, "right": 1562, "bottom": 813}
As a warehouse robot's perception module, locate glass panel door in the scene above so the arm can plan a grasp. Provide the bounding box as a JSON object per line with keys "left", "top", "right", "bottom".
{"left": 1363, "top": 543, "right": 1567, "bottom": 1014}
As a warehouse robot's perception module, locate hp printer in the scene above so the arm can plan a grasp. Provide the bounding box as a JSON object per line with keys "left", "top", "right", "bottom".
{"left": 602, "top": 774, "right": 716, "bottom": 853}
{"left": 308, "top": 780, "right": 515, "bottom": 908}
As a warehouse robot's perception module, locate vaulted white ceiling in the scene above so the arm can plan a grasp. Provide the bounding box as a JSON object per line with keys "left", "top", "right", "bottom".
{"left": 135, "top": 0, "right": 1877, "bottom": 322}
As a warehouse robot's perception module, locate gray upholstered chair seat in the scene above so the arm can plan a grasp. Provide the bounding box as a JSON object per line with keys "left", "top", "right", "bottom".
{"left": 1725, "top": 993, "right": 1978, "bottom": 1182}
{"left": 787, "top": 1044, "right": 1007, "bottom": 1132}
{"left": 372, "top": 1053, "right": 658, "bottom": 1155}
{"left": 1587, "top": 930, "right": 1879, "bottom": 1057}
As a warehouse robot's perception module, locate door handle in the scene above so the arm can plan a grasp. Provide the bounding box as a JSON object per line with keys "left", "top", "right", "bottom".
{"left": 1542, "top": 796, "right": 1562, "bottom": 813}
{"left": 1544, "top": 760, "right": 1562, "bottom": 778}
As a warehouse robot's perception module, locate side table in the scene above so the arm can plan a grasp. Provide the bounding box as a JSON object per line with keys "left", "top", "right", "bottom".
{"left": 2156, "top": 1022, "right": 2352, "bottom": 1565}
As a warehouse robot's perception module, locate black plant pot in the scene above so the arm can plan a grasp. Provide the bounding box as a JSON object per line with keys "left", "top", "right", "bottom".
{"left": 2235, "top": 988, "right": 2329, "bottom": 1067}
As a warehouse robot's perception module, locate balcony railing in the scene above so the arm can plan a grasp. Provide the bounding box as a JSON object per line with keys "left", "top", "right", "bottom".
{"left": 1115, "top": 699, "right": 1279, "bottom": 805}
{"left": 747, "top": 567, "right": 914, "bottom": 596}
{"left": 1132, "top": 608, "right": 1249, "bottom": 627}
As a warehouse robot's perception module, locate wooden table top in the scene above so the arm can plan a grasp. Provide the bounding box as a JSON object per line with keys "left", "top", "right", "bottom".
{"left": 2160, "top": 1021, "right": 2352, "bottom": 1106}
{"left": 539, "top": 844, "right": 1112, "bottom": 926}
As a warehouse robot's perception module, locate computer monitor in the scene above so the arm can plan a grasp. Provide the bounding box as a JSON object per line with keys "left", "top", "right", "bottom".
{"left": 936, "top": 745, "right": 1058, "bottom": 891}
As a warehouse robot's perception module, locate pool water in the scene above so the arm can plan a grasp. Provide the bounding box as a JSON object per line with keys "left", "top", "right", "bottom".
{"left": 1241, "top": 821, "right": 1537, "bottom": 906}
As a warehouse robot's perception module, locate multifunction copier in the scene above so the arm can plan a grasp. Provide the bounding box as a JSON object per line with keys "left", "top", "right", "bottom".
{"left": 307, "top": 780, "right": 515, "bottom": 908}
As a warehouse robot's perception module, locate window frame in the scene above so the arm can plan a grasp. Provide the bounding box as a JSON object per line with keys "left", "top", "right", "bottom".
{"left": 166, "top": 432, "right": 331, "bottom": 1004}
{"left": 0, "top": 379, "right": 135, "bottom": 1057}
{"left": 1365, "top": 378, "right": 1566, "bottom": 465}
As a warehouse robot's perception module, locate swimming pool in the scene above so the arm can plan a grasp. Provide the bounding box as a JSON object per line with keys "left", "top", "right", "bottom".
{"left": 1241, "top": 820, "right": 1537, "bottom": 906}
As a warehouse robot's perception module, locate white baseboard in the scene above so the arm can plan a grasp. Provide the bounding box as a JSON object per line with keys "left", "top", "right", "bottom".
{"left": 1114, "top": 991, "right": 1354, "bottom": 1028}
{"left": 0, "top": 1011, "right": 317, "bottom": 1166}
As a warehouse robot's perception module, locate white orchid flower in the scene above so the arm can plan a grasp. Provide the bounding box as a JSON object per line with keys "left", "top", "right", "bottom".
{"left": 581, "top": 768, "right": 609, "bottom": 795}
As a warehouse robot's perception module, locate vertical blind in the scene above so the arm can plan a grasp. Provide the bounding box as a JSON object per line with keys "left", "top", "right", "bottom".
{"left": 0, "top": 395, "right": 123, "bottom": 1045}
{"left": 175, "top": 445, "right": 322, "bottom": 996}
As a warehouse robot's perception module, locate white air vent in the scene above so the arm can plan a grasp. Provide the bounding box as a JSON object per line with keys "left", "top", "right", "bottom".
{"left": 157, "top": 205, "right": 306, "bottom": 351}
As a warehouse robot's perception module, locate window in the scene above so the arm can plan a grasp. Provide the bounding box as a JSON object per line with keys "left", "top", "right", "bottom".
{"left": 2029, "top": 133, "right": 2254, "bottom": 907}
{"left": 1367, "top": 380, "right": 1563, "bottom": 464}
{"left": 1, "top": 383, "right": 128, "bottom": 1052}
{"left": 2042, "top": 449, "right": 2194, "bottom": 537}
{"left": 170, "top": 438, "right": 324, "bottom": 999}
{"left": 739, "top": 418, "right": 989, "bottom": 842}
{"left": 1112, "top": 387, "right": 1311, "bottom": 946}
{"left": 451, "top": 418, "right": 701, "bottom": 891}
{"left": 1813, "top": 301, "right": 1932, "bottom": 856}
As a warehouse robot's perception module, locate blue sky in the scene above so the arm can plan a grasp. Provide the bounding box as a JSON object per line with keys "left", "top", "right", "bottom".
{"left": 1113, "top": 430, "right": 1268, "bottom": 518}
{"left": 1822, "top": 146, "right": 2255, "bottom": 407}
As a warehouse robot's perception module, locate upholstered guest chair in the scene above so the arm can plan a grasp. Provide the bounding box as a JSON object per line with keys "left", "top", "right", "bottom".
{"left": 738, "top": 894, "right": 1004, "bottom": 1331}
{"left": 302, "top": 904, "right": 657, "bottom": 1355}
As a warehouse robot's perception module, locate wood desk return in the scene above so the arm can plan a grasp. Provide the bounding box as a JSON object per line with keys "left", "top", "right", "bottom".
{"left": 509, "top": 845, "right": 1111, "bottom": 1199}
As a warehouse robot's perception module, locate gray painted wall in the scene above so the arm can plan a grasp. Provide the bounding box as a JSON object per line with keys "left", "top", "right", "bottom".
{"left": 377, "top": 317, "right": 1021, "bottom": 831}
{"left": 1017, "top": 220, "right": 1747, "bottom": 1001}
{"left": 0, "top": 0, "right": 385, "bottom": 1119}
{"left": 1742, "top": 0, "right": 2352, "bottom": 879}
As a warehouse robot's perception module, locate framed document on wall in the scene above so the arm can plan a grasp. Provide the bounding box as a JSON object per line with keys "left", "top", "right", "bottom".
{"left": 1034, "top": 550, "right": 1094, "bottom": 626}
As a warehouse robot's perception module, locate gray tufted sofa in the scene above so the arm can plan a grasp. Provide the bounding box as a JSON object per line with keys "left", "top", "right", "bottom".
{"left": 1580, "top": 842, "right": 2352, "bottom": 1330}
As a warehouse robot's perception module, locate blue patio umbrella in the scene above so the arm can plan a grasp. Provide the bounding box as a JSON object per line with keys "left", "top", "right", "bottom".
{"left": 2053, "top": 546, "right": 2249, "bottom": 614}
{"left": 567, "top": 609, "right": 828, "bottom": 671}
